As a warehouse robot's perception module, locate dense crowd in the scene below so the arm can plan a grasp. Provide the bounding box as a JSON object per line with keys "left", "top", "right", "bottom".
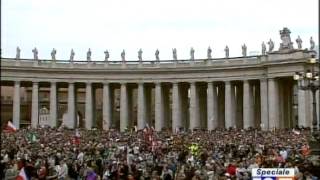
{"left": 1, "top": 127, "right": 320, "bottom": 179}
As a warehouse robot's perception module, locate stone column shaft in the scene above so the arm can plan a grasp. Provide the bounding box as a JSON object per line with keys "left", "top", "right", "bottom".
{"left": 120, "top": 83, "right": 129, "bottom": 132}
{"left": 103, "top": 83, "right": 112, "bottom": 130}
{"left": 268, "top": 78, "right": 279, "bottom": 129}
{"left": 67, "top": 83, "right": 76, "bottom": 128}
{"left": 260, "top": 79, "right": 268, "bottom": 130}
{"left": 243, "top": 80, "right": 254, "bottom": 128}
{"left": 13, "top": 81, "right": 21, "bottom": 129}
{"left": 207, "top": 82, "right": 218, "bottom": 130}
{"left": 155, "top": 83, "right": 164, "bottom": 131}
{"left": 31, "top": 82, "right": 39, "bottom": 128}
{"left": 189, "top": 82, "right": 200, "bottom": 129}
{"left": 298, "top": 89, "right": 307, "bottom": 127}
{"left": 225, "top": 81, "right": 233, "bottom": 128}
{"left": 85, "top": 82, "right": 93, "bottom": 129}
{"left": 50, "top": 82, "right": 57, "bottom": 127}
{"left": 137, "top": 83, "right": 146, "bottom": 129}
{"left": 172, "top": 82, "right": 181, "bottom": 132}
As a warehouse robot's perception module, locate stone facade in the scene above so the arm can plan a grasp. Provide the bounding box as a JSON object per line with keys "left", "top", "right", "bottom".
{"left": 1, "top": 28, "right": 319, "bottom": 131}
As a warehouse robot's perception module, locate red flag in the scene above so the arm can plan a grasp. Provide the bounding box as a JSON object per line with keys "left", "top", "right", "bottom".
{"left": 72, "top": 129, "right": 81, "bottom": 145}
{"left": 4, "top": 121, "right": 17, "bottom": 133}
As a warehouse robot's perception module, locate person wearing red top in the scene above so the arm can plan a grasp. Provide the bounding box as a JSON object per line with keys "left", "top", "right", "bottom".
{"left": 226, "top": 163, "right": 237, "bottom": 176}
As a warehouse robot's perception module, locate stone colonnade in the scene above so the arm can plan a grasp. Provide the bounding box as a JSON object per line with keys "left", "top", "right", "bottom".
{"left": 10, "top": 78, "right": 317, "bottom": 131}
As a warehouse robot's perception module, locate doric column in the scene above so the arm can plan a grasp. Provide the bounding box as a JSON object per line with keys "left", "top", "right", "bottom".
{"left": 85, "top": 82, "right": 93, "bottom": 129}
{"left": 155, "top": 82, "right": 164, "bottom": 131}
{"left": 31, "top": 82, "right": 39, "bottom": 128}
{"left": 224, "top": 81, "right": 233, "bottom": 128}
{"left": 207, "top": 82, "right": 218, "bottom": 130}
{"left": 189, "top": 82, "right": 200, "bottom": 130}
{"left": 50, "top": 82, "right": 57, "bottom": 127}
{"left": 172, "top": 82, "right": 181, "bottom": 132}
{"left": 298, "top": 89, "right": 307, "bottom": 127}
{"left": 268, "top": 78, "right": 279, "bottom": 129}
{"left": 67, "top": 82, "right": 76, "bottom": 128}
{"left": 102, "top": 82, "right": 112, "bottom": 130}
{"left": 260, "top": 79, "right": 268, "bottom": 130}
{"left": 120, "top": 83, "right": 129, "bottom": 132}
{"left": 243, "top": 80, "right": 254, "bottom": 128}
{"left": 13, "top": 81, "right": 21, "bottom": 129}
{"left": 137, "top": 82, "right": 146, "bottom": 129}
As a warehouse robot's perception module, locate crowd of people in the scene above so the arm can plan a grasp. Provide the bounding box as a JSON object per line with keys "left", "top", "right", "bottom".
{"left": 1, "top": 126, "right": 320, "bottom": 179}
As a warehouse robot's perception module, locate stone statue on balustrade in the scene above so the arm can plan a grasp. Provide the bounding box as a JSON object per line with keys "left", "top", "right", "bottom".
{"left": 242, "top": 44, "right": 247, "bottom": 57}
{"left": 190, "top": 47, "right": 195, "bottom": 60}
{"left": 87, "top": 48, "right": 92, "bottom": 61}
{"left": 310, "top": 37, "right": 315, "bottom": 50}
{"left": 16, "top": 46, "right": 21, "bottom": 59}
{"left": 296, "top": 36, "right": 302, "bottom": 49}
{"left": 155, "top": 49, "right": 160, "bottom": 61}
{"left": 267, "top": 39, "right": 274, "bottom": 52}
{"left": 172, "top": 48, "right": 177, "bottom": 60}
{"left": 32, "top": 47, "right": 38, "bottom": 60}
{"left": 279, "top": 27, "right": 293, "bottom": 50}
{"left": 224, "top": 46, "right": 229, "bottom": 58}
{"left": 261, "top": 42, "right": 266, "bottom": 55}
{"left": 207, "top": 46, "right": 212, "bottom": 59}
{"left": 104, "top": 50, "right": 109, "bottom": 61}
{"left": 70, "top": 49, "right": 75, "bottom": 61}
{"left": 138, "top": 48, "right": 143, "bottom": 61}
{"left": 51, "top": 48, "right": 57, "bottom": 60}
{"left": 121, "top": 50, "right": 126, "bottom": 61}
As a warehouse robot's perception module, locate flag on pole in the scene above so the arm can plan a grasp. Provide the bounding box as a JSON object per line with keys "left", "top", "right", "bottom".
{"left": 16, "top": 167, "right": 28, "bottom": 180}
{"left": 4, "top": 121, "right": 17, "bottom": 133}
{"left": 73, "top": 129, "right": 81, "bottom": 145}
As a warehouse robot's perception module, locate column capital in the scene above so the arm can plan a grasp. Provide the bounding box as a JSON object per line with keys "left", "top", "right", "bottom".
{"left": 33, "top": 81, "right": 39, "bottom": 85}
{"left": 50, "top": 81, "right": 57, "bottom": 85}
{"left": 224, "top": 81, "right": 231, "bottom": 85}
{"left": 86, "top": 81, "right": 92, "bottom": 85}
{"left": 14, "top": 80, "right": 20, "bottom": 85}
{"left": 103, "top": 82, "right": 110, "bottom": 86}
{"left": 120, "top": 82, "right": 127, "bottom": 85}
{"left": 138, "top": 82, "right": 144, "bottom": 85}
{"left": 155, "top": 82, "right": 162, "bottom": 86}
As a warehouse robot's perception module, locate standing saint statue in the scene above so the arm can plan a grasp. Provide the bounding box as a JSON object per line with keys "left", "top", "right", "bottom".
{"left": 190, "top": 47, "right": 195, "bottom": 60}
{"left": 155, "top": 49, "right": 160, "bottom": 61}
{"left": 16, "top": 46, "right": 21, "bottom": 59}
{"left": 70, "top": 49, "right": 75, "bottom": 61}
{"left": 138, "top": 48, "right": 143, "bottom": 61}
{"left": 242, "top": 44, "right": 247, "bottom": 57}
{"left": 87, "top": 48, "right": 92, "bottom": 61}
{"left": 207, "top": 46, "right": 212, "bottom": 59}
{"left": 121, "top": 50, "right": 125, "bottom": 61}
{"left": 51, "top": 48, "right": 57, "bottom": 60}
{"left": 32, "top": 47, "right": 38, "bottom": 60}
{"left": 172, "top": 48, "right": 177, "bottom": 60}
{"left": 224, "top": 46, "right": 229, "bottom": 58}
{"left": 104, "top": 50, "right": 109, "bottom": 61}
{"left": 267, "top": 39, "right": 274, "bottom": 52}
{"left": 310, "top": 37, "right": 315, "bottom": 50}
{"left": 296, "top": 36, "right": 302, "bottom": 49}
{"left": 261, "top": 42, "right": 266, "bottom": 55}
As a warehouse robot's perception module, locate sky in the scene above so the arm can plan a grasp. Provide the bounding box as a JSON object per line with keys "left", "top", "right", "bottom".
{"left": 1, "top": 0, "right": 319, "bottom": 61}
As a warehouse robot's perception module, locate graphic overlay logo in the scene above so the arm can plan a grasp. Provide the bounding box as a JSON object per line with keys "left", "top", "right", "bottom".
{"left": 252, "top": 168, "right": 294, "bottom": 180}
